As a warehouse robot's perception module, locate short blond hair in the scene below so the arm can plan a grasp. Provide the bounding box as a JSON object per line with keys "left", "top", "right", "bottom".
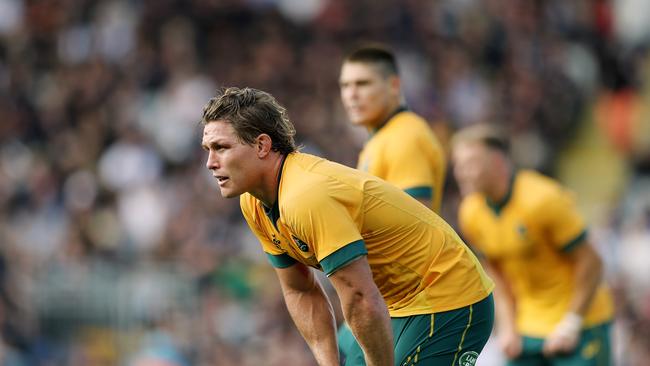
{"left": 201, "top": 87, "right": 297, "bottom": 155}
{"left": 451, "top": 124, "right": 509, "bottom": 154}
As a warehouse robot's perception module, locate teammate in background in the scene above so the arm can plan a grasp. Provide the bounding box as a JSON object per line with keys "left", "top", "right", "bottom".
{"left": 339, "top": 45, "right": 446, "bottom": 212}
{"left": 201, "top": 87, "right": 494, "bottom": 366}
{"left": 452, "top": 124, "right": 614, "bottom": 366}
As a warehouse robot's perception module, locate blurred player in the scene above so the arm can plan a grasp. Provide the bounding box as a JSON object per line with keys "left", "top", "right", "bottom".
{"left": 452, "top": 124, "right": 614, "bottom": 366}
{"left": 339, "top": 45, "right": 446, "bottom": 212}
{"left": 200, "top": 87, "right": 494, "bottom": 366}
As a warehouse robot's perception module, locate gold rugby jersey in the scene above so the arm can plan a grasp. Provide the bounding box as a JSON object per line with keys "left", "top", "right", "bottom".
{"left": 357, "top": 109, "right": 446, "bottom": 212}
{"left": 241, "top": 152, "right": 493, "bottom": 317}
{"left": 459, "top": 170, "right": 613, "bottom": 336}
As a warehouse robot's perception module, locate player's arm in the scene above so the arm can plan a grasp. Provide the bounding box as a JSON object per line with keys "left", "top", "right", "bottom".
{"left": 275, "top": 262, "right": 340, "bottom": 366}
{"left": 483, "top": 259, "right": 521, "bottom": 359}
{"left": 457, "top": 200, "right": 520, "bottom": 357}
{"left": 539, "top": 185, "right": 604, "bottom": 355}
{"left": 566, "top": 237, "right": 604, "bottom": 316}
{"left": 543, "top": 237, "right": 604, "bottom": 355}
{"left": 328, "top": 256, "right": 393, "bottom": 366}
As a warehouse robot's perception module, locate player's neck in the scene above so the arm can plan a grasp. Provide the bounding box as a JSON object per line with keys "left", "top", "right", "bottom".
{"left": 255, "top": 152, "right": 286, "bottom": 208}
{"left": 367, "top": 103, "right": 404, "bottom": 132}
{"left": 487, "top": 165, "right": 513, "bottom": 204}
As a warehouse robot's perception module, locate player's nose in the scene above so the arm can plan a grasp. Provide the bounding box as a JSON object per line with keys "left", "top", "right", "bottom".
{"left": 206, "top": 150, "right": 220, "bottom": 170}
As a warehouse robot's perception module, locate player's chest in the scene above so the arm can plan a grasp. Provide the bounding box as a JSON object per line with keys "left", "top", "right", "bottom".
{"left": 474, "top": 209, "right": 538, "bottom": 259}
{"left": 259, "top": 215, "right": 321, "bottom": 269}
{"left": 358, "top": 139, "right": 389, "bottom": 175}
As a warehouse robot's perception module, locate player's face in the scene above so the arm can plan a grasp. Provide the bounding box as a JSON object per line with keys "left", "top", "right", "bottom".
{"left": 202, "top": 120, "right": 260, "bottom": 198}
{"left": 452, "top": 142, "right": 494, "bottom": 197}
{"left": 339, "top": 62, "right": 397, "bottom": 128}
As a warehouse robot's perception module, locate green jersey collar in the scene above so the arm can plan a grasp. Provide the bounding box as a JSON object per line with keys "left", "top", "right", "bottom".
{"left": 263, "top": 154, "right": 288, "bottom": 230}
{"left": 371, "top": 106, "right": 408, "bottom": 135}
{"left": 486, "top": 171, "right": 516, "bottom": 216}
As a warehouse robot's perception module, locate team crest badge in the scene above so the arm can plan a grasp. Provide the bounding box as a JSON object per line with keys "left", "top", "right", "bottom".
{"left": 292, "top": 235, "right": 310, "bottom": 252}
{"left": 458, "top": 351, "right": 478, "bottom": 366}
{"left": 517, "top": 224, "right": 528, "bottom": 237}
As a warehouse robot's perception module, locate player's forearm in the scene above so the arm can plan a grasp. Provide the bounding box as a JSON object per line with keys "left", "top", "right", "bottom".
{"left": 494, "top": 284, "right": 517, "bottom": 332}
{"left": 569, "top": 247, "right": 603, "bottom": 316}
{"left": 486, "top": 262, "right": 517, "bottom": 333}
{"left": 343, "top": 293, "right": 394, "bottom": 366}
{"left": 282, "top": 283, "right": 339, "bottom": 366}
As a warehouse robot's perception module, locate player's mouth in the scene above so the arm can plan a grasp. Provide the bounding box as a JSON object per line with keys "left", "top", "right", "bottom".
{"left": 215, "top": 175, "right": 229, "bottom": 186}
{"left": 347, "top": 105, "right": 363, "bottom": 113}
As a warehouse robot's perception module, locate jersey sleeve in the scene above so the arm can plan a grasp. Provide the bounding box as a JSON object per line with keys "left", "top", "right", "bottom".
{"left": 240, "top": 195, "right": 296, "bottom": 268}
{"left": 538, "top": 187, "right": 587, "bottom": 252}
{"left": 284, "top": 191, "right": 366, "bottom": 276}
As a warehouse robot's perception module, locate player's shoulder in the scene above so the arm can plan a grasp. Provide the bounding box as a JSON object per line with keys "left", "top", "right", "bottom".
{"left": 516, "top": 170, "right": 567, "bottom": 199}
{"left": 514, "top": 170, "right": 577, "bottom": 215}
{"left": 284, "top": 152, "right": 342, "bottom": 186}
{"left": 390, "top": 111, "right": 430, "bottom": 132}
{"left": 383, "top": 111, "right": 439, "bottom": 145}
{"left": 282, "top": 153, "right": 347, "bottom": 197}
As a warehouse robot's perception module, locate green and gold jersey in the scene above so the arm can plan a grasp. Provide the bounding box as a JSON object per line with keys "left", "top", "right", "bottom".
{"left": 357, "top": 109, "right": 446, "bottom": 213}
{"left": 458, "top": 170, "right": 613, "bottom": 337}
{"left": 241, "top": 152, "right": 493, "bottom": 317}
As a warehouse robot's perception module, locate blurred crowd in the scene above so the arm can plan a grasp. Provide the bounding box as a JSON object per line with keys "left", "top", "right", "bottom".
{"left": 0, "top": 0, "right": 649, "bottom": 365}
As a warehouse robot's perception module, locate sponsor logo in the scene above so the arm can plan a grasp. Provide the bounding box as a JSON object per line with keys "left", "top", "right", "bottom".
{"left": 581, "top": 339, "right": 601, "bottom": 359}
{"left": 292, "top": 235, "right": 310, "bottom": 252}
{"left": 459, "top": 351, "right": 479, "bottom": 366}
{"left": 271, "top": 234, "right": 282, "bottom": 249}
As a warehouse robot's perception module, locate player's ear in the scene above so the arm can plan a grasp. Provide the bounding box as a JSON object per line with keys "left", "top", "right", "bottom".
{"left": 256, "top": 134, "right": 273, "bottom": 158}
{"left": 389, "top": 75, "right": 401, "bottom": 97}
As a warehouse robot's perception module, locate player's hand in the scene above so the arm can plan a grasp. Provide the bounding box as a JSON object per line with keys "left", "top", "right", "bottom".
{"left": 543, "top": 312, "right": 582, "bottom": 356}
{"left": 498, "top": 329, "right": 522, "bottom": 359}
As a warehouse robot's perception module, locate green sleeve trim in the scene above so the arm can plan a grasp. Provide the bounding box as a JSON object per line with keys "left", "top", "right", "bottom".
{"left": 321, "top": 240, "right": 368, "bottom": 276}
{"left": 561, "top": 230, "right": 587, "bottom": 252}
{"left": 404, "top": 186, "right": 433, "bottom": 199}
{"left": 266, "top": 252, "right": 297, "bottom": 268}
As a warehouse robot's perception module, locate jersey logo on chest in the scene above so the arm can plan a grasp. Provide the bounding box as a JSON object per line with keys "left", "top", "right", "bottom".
{"left": 517, "top": 224, "right": 528, "bottom": 238}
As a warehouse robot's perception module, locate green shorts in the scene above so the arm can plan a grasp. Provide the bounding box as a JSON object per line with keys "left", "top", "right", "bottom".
{"left": 338, "top": 294, "right": 494, "bottom": 366}
{"left": 507, "top": 322, "right": 612, "bottom": 366}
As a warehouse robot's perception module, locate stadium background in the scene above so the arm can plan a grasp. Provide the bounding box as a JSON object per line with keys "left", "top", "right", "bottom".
{"left": 0, "top": 0, "right": 649, "bottom": 364}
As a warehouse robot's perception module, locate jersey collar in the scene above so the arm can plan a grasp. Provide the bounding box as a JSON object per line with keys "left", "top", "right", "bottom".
{"left": 263, "top": 154, "right": 288, "bottom": 230}
{"left": 371, "top": 106, "right": 408, "bottom": 135}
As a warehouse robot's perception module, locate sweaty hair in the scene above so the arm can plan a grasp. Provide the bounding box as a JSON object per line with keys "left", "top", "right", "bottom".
{"left": 201, "top": 87, "right": 297, "bottom": 155}
{"left": 344, "top": 45, "right": 399, "bottom": 78}
{"left": 451, "top": 124, "right": 510, "bottom": 154}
